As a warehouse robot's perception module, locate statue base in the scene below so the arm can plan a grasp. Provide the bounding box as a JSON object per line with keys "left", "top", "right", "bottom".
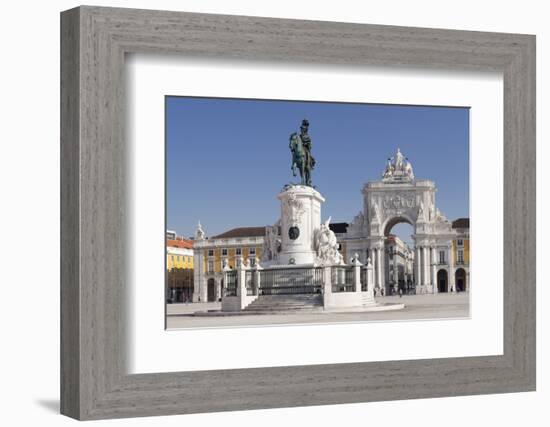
{"left": 277, "top": 185, "right": 325, "bottom": 266}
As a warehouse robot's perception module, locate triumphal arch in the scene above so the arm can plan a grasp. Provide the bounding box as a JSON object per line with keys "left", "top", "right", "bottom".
{"left": 341, "top": 148, "right": 457, "bottom": 294}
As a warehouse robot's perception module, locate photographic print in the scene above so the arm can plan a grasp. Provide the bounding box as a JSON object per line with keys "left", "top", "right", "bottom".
{"left": 60, "top": 8, "right": 535, "bottom": 419}
{"left": 165, "top": 97, "right": 470, "bottom": 329}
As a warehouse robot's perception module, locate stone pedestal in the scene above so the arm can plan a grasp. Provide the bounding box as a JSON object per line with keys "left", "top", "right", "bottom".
{"left": 277, "top": 185, "right": 325, "bottom": 265}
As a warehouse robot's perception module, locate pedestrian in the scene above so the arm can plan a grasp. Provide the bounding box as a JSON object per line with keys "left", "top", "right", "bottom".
{"left": 399, "top": 288, "right": 403, "bottom": 298}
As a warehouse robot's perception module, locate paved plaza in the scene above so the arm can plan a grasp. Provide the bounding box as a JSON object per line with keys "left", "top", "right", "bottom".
{"left": 166, "top": 292, "right": 470, "bottom": 329}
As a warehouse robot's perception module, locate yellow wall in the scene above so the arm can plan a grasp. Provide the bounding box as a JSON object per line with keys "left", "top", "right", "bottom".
{"left": 228, "top": 248, "right": 236, "bottom": 269}
{"left": 452, "top": 238, "right": 470, "bottom": 265}
{"left": 214, "top": 248, "right": 221, "bottom": 273}
{"left": 167, "top": 252, "right": 194, "bottom": 270}
{"left": 204, "top": 246, "right": 264, "bottom": 271}
{"left": 463, "top": 239, "right": 470, "bottom": 263}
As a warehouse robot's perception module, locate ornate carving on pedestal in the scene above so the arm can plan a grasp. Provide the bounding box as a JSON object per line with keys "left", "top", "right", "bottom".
{"left": 277, "top": 185, "right": 325, "bottom": 265}
{"left": 283, "top": 192, "right": 306, "bottom": 226}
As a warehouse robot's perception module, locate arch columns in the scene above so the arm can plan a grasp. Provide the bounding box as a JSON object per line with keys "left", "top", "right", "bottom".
{"left": 376, "top": 247, "right": 383, "bottom": 290}
{"left": 424, "top": 246, "right": 434, "bottom": 292}
{"left": 415, "top": 246, "right": 421, "bottom": 289}
{"left": 431, "top": 247, "right": 437, "bottom": 293}
{"left": 414, "top": 244, "right": 433, "bottom": 293}
{"left": 369, "top": 241, "right": 385, "bottom": 292}
{"left": 423, "top": 247, "right": 430, "bottom": 288}
{"left": 392, "top": 252, "right": 399, "bottom": 287}
{"left": 448, "top": 244, "right": 456, "bottom": 292}
{"left": 372, "top": 248, "right": 380, "bottom": 288}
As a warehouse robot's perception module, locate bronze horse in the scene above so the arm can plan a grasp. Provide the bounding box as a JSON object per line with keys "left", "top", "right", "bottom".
{"left": 289, "top": 132, "right": 314, "bottom": 186}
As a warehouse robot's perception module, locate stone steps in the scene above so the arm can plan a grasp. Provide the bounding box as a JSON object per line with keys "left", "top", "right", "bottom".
{"left": 243, "top": 294, "right": 323, "bottom": 312}
{"left": 360, "top": 293, "right": 376, "bottom": 306}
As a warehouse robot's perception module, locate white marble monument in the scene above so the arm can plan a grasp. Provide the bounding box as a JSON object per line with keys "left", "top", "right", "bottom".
{"left": 276, "top": 184, "right": 325, "bottom": 265}
{"left": 341, "top": 147, "right": 459, "bottom": 294}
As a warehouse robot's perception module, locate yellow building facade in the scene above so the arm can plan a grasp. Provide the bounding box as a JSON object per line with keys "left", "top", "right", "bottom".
{"left": 451, "top": 218, "right": 470, "bottom": 292}
{"left": 452, "top": 238, "right": 470, "bottom": 265}
{"left": 167, "top": 251, "right": 194, "bottom": 270}
{"left": 203, "top": 246, "right": 263, "bottom": 274}
{"left": 193, "top": 226, "right": 266, "bottom": 302}
{"left": 166, "top": 236, "right": 194, "bottom": 303}
{"left": 166, "top": 238, "right": 194, "bottom": 270}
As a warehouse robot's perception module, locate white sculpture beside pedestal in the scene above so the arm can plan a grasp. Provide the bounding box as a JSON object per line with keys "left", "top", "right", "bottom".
{"left": 277, "top": 185, "right": 324, "bottom": 265}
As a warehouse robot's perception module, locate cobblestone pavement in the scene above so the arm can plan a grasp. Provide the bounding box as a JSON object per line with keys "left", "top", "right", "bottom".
{"left": 166, "top": 292, "right": 470, "bottom": 329}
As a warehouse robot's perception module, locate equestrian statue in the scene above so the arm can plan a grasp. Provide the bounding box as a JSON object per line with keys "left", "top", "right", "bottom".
{"left": 289, "top": 119, "right": 316, "bottom": 187}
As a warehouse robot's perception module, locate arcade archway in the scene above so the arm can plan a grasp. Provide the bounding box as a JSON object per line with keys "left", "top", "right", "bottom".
{"left": 455, "top": 268, "right": 466, "bottom": 292}
{"left": 207, "top": 278, "right": 216, "bottom": 302}
{"left": 437, "top": 269, "right": 448, "bottom": 293}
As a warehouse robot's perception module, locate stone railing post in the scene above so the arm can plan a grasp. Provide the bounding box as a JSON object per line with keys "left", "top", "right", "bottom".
{"left": 322, "top": 265, "right": 332, "bottom": 309}
{"left": 352, "top": 253, "right": 362, "bottom": 293}
{"left": 366, "top": 257, "right": 374, "bottom": 296}
{"left": 236, "top": 256, "right": 247, "bottom": 297}
{"left": 222, "top": 262, "right": 231, "bottom": 298}
{"left": 253, "top": 257, "right": 262, "bottom": 296}
{"left": 322, "top": 265, "right": 332, "bottom": 296}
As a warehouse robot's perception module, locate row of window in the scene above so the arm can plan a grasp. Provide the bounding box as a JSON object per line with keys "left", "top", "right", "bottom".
{"left": 207, "top": 247, "right": 257, "bottom": 257}
{"left": 365, "top": 247, "right": 465, "bottom": 265}
{"left": 439, "top": 249, "right": 465, "bottom": 264}
{"left": 206, "top": 257, "right": 257, "bottom": 273}
{"left": 169, "top": 255, "right": 192, "bottom": 263}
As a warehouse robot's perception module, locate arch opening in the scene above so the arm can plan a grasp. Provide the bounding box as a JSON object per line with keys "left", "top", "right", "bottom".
{"left": 384, "top": 217, "right": 415, "bottom": 295}
{"left": 437, "top": 269, "right": 448, "bottom": 293}
{"left": 455, "top": 268, "right": 466, "bottom": 292}
{"left": 383, "top": 216, "right": 414, "bottom": 238}
{"left": 207, "top": 278, "right": 216, "bottom": 302}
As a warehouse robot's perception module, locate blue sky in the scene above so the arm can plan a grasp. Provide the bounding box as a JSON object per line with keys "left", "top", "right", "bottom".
{"left": 166, "top": 97, "right": 469, "bottom": 244}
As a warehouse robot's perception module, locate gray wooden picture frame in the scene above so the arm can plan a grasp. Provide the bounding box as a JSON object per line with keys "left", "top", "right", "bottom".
{"left": 60, "top": 5, "right": 536, "bottom": 421}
